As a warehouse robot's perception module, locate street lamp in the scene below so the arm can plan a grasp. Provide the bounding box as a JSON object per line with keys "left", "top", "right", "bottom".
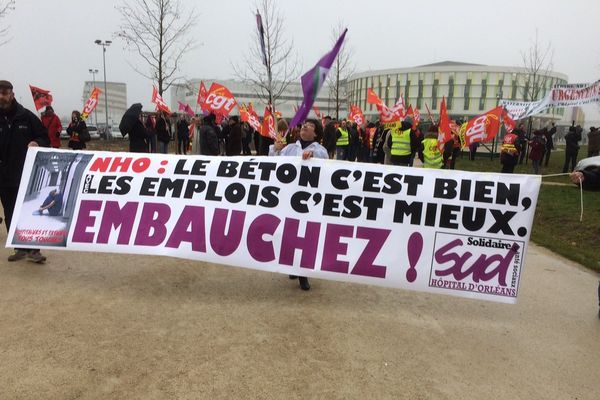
{"left": 88, "top": 68, "right": 98, "bottom": 125}
{"left": 94, "top": 39, "right": 112, "bottom": 139}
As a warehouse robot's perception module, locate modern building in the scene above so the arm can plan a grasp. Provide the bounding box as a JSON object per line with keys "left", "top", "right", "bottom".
{"left": 170, "top": 79, "right": 347, "bottom": 119}
{"left": 347, "top": 61, "right": 569, "bottom": 126}
{"left": 82, "top": 81, "right": 127, "bottom": 127}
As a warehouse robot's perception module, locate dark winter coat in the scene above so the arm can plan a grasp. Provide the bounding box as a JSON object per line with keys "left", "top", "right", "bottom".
{"left": 226, "top": 121, "right": 242, "bottom": 156}
{"left": 156, "top": 116, "right": 171, "bottom": 144}
{"left": 119, "top": 104, "right": 148, "bottom": 153}
{"left": 177, "top": 120, "right": 190, "bottom": 140}
{"left": 199, "top": 123, "right": 219, "bottom": 156}
{"left": 67, "top": 119, "right": 88, "bottom": 150}
{"left": 565, "top": 129, "right": 581, "bottom": 153}
{"left": 0, "top": 100, "right": 49, "bottom": 187}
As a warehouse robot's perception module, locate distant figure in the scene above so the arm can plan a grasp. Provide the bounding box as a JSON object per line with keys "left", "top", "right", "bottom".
{"left": 562, "top": 126, "right": 581, "bottom": 173}
{"left": 36, "top": 189, "right": 63, "bottom": 216}
{"left": 145, "top": 114, "right": 157, "bottom": 153}
{"left": 41, "top": 106, "right": 62, "bottom": 148}
{"left": 155, "top": 111, "right": 171, "bottom": 154}
{"left": 225, "top": 116, "right": 242, "bottom": 156}
{"left": 176, "top": 114, "right": 190, "bottom": 155}
{"left": 529, "top": 129, "right": 546, "bottom": 174}
{"left": 420, "top": 125, "right": 443, "bottom": 169}
{"left": 543, "top": 122, "right": 556, "bottom": 166}
{"left": 66, "top": 110, "right": 88, "bottom": 150}
{"left": 199, "top": 114, "right": 220, "bottom": 156}
{"left": 587, "top": 127, "right": 600, "bottom": 157}
{"left": 500, "top": 131, "right": 521, "bottom": 173}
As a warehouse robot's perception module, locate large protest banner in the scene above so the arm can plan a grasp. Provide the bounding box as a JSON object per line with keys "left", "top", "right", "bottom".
{"left": 8, "top": 149, "right": 541, "bottom": 304}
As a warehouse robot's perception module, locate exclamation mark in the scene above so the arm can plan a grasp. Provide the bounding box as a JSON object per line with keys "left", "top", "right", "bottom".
{"left": 406, "top": 232, "right": 423, "bottom": 283}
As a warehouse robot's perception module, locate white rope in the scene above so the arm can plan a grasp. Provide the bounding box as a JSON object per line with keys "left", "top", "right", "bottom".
{"left": 579, "top": 177, "right": 584, "bottom": 223}
{"left": 540, "top": 173, "right": 571, "bottom": 178}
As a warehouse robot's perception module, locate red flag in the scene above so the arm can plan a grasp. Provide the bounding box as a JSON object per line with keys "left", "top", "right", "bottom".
{"left": 459, "top": 106, "right": 503, "bottom": 148}
{"left": 81, "top": 87, "right": 102, "bottom": 120}
{"left": 349, "top": 104, "right": 365, "bottom": 125}
{"left": 412, "top": 107, "right": 421, "bottom": 129}
{"left": 261, "top": 107, "right": 277, "bottom": 139}
{"left": 240, "top": 104, "right": 261, "bottom": 132}
{"left": 406, "top": 105, "right": 414, "bottom": 119}
{"left": 197, "top": 81, "right": 207, "bottom": 107}
{"left": 151, "top": 86, "right": 172, "bottom": 114}
{"left": 201, "top": 82, "right": 237, "bottom": 117}
{"left": 312, "top": 105, "right": 321, "bottom": 118}
{"left": 29, "top": 85, "right": 53, "bottom": 111}
{"left": 437, "top": 97, "right": 452, "bottom": 152}
{"left": 367, "top": 88, "right": 382, "bottom": 106}
{"left": 502, "top": 109, "right": 516, "bottom": 133}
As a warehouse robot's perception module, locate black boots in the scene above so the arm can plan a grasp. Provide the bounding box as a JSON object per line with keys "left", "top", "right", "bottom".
{"left": 289, "top": 275, "right": 311, "bottom": 290}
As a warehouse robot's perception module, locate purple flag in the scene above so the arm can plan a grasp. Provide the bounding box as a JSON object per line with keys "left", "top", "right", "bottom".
{"left": 256, "top": 11, "right": 268, "bottom": 67}
{"left": 178, "top": 101, "right": 195, "bottom": 117}
{"left": 289, "top": 29, "right": 348, "bottom": 129}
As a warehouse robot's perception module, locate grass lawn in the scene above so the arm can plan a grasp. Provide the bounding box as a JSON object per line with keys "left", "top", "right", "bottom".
{"left": 83, "top": 138, "right": 600, "bottom": 272}
{"left": 456, "top": 144, "right": 600, "bottom": 272}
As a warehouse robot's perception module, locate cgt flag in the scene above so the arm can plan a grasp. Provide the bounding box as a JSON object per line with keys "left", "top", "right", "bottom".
{"left": 29, "top": 85, "right": 53, "bottom": 111}
{"left": 151, "top": 86, "right": 172, "bottom": 114}
{"left": 349, "top": 104, "right": 365, "bottom": 125}
{"left": 289, "top": 28, "right": 348, "bottom": 128}
{"left": 459, "top": 106, "right": 503, "bottom": 148}
{"left": 437, "top": 96, "right": 452, "bottom": 152}
{"left": 197, "top": 81, "right": 207, "bottom": 107}
{"left": 261, "top": 107, "right": 277, "bottom": 139}
{"left": 81, "top": 87, "right": 102, "bottom": 120}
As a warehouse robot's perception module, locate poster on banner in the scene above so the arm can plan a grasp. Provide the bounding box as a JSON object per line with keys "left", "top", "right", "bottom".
{"left": 499, "top": 99, "right": 547, "bottom": 120}
{"left": 548, "top": 80, "right": 600, "bottom": 107}
{"left": 81, "top": 88, "right": 101, "bottom": 120}
{"left": 9, "top": 148, "right": 541, "bottom": 304}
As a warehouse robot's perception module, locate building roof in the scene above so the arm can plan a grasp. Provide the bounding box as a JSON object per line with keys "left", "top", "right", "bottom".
{"left": 416, "top": 61, "right": 485, "bottom": 67}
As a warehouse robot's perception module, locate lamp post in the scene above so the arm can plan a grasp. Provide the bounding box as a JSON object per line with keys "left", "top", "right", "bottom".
{"left": 94, "top": 39, "right": 111, "bottom": 139}
{"left": 88, "top": 68, "right": 98, "bottom": 125}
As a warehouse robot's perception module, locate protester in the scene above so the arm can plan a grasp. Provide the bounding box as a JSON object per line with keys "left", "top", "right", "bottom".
{"left": 543, "top": 122, "right": 557, "bottom": 166}
{"left": 468, "top": 142, "right": 479, "bottom": 161}
{"left": 145, "top": 114, "right": 157, "bottom": 153}
{"left": 347, "top": 121, "right": 360, "bottom": 161}
{"left": 528, "top": 129, "right": 546, "bottom": 174}
{"left": 335, "top": 119, "right": 350, "bottom": 160}
{"left": 322, "top": 116, "right": 337, "bottom": 159}
{"left": 41, "top": 106, "right": 62, "bottom": 148}
{"left": 500, "top": 131, "right": 521, "bottom": 173}
{"left": 386, "top": 118, "right": 420, "bottom": 167}
{"left": 66, "top": 110, "right": 88, "bottom": 150}
{"left": 199, "top": 113, "right": 219, "bottom": 156}
{"left": 241, "top": 121, "right": 253, "bottom": 155}
{"left": 514, "top": 123, "right": 528, "bottom": 165}
{"left": 35, "top": 189, "right": 63, "bottom": 216}
{"left": 225, "top": 116, "right": 242, "bottom": 156}
{"left": 562, "top": 125, "right": 581, "bottom": 173}
{"left": 444, "top": 131, "right": 462, "bottom": 169}
{"left": 269, "top": 118, "right": 327, "bottom": 291}
{"left": 587, "top": 127, "right": 600, "bottom": 157}
{"left": 156, "top": 111, "right": 171, "bottom": 154}
{"left": 0, "top": 80, "right": 49, "bottom": 263}
{"left": 119, "top": 103, "right": 148, "bottom": 153}
{"left": 420, "top": 125, "right": 443, "bottom": 169}
{"left": 176, "top": 114, "right": 190, "bottom": 155}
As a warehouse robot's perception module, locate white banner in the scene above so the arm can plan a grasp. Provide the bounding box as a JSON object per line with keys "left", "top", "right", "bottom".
{"left": 8, "top": 149, "right": 542, "bottom": 304}
{"left": 500, "top": 80, "right": 600, "bottom": 120}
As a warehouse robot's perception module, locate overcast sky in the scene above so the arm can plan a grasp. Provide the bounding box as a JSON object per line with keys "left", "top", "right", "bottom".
{"left": 3, "top": 0, "right": 600, "bottom": 121}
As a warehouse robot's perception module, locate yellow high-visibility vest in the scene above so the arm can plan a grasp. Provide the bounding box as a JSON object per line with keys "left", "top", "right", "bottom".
{"left": 422, "top": 137, "right": 442, "bottom": 169}
{"left": 337, "top": 127, "right": 349, "bottom": 146}
{"left": 391, "top": 128, "right": 411, "bottom": 156}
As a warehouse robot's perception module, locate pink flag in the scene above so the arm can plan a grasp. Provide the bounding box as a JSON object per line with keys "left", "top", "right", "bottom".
{"left": 178, "top": 101, "right": 195, "bottom": 117}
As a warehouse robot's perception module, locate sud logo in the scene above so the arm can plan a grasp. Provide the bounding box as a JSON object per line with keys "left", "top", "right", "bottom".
{"left": 429, "top": 233, "right": 524, "bottom": 298}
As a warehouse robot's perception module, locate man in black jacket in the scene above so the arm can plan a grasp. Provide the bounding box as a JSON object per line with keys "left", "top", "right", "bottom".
{"left": 199, "top": 114, "right": 219, "bottom": 156}
{"left": 563, "top": 125, "right": 582, "bottom": 173}
{"left": 0, "top": 80, "right": 50, "bottom": 263}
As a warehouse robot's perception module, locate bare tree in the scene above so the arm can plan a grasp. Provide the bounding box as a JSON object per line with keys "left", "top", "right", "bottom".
{"left": 520, "top": 29, "right": 554, "bottom": 102}
{"left": 0, "top": 0, "right": 15, "bottom": 46}
{"left": 116, "top": 0, "right": 196, "bottom": 95}
{"left": 234, "top": 0, "right": 299, "bottom": 112}
{"left": 326, "top": 22, "right": 354, "bottom": 120}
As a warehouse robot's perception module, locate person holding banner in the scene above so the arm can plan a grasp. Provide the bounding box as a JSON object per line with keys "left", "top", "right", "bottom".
{"left": 0, "top": 80, "right": 49, "bottom": 263}
{"left": 41, "top": 106, "right": 62, "bottom": 148}
{"left": 270, "top": 118, "right": 327, "bottom": 290}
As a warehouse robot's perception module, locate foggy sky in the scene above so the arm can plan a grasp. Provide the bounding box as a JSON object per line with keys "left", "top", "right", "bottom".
{"left": 3, "top": 0, "right": 600, "bottom": 121}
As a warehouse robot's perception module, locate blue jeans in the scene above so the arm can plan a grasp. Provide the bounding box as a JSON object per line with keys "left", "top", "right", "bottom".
{"left": 336, "top": 146, "right": 348, "bottom": 160}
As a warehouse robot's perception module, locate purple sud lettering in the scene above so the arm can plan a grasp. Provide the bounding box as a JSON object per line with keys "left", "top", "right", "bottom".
{"left": 71, "top": 200, "right": 391, "bottom": 278}
{"left": 433, "top": 239, "right": 520, "bottom": 286}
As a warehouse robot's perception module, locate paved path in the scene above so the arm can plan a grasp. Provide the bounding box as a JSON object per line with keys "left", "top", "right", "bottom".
{"left": 0, "top": 238, "right": 598, "bottom": 399}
